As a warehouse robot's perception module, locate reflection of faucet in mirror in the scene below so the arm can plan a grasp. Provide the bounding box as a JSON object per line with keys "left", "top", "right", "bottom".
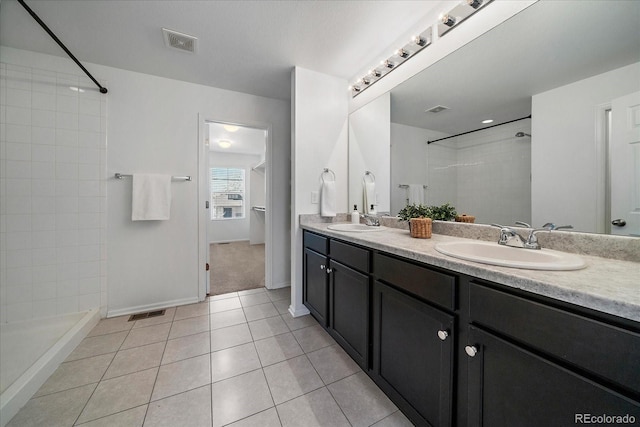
{"left": 515, "top": 132, "right": 531, "bottom": 138}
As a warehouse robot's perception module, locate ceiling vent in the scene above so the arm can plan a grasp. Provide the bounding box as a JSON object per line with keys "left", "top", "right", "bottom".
{"left": 425, "top": 105, "right": 450, "bottom": 113}
{"left": 162, "top": 28, "right": 197, "bottom": 53}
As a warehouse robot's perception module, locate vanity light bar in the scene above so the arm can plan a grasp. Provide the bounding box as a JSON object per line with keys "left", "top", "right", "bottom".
{"left": 437, "top": 0, "right": 492, "bottom": 37}
{"left": 350, "top": 0, "right": 493, "bottom": 97}
{"left": 349, "top": 31, "right": 431, "bottom": 96}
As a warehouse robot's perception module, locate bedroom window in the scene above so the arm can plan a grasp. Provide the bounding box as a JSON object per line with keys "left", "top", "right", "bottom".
{"left": 210, "top": 167, "right": 245, "bottom": 220}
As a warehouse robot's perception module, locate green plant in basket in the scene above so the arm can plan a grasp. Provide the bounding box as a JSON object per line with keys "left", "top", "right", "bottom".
{"left": 397, "top": 203, "right": 431, "bottom": 221}
{"left": 427, "top": 203, "right": 457, "bottom": 221}
{"left": 398, "top": 203, "right": 457, "bottom": 221}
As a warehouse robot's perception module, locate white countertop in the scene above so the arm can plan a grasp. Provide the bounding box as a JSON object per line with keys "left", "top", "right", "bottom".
{"left": 301, "top": 222, "right": 640, "bottom": 323}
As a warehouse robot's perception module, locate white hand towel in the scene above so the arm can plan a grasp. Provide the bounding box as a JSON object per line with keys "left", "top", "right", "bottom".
{"left": 132, "top": 174, "right": 172, "bottom": 221}
{"left": 320, "top": 180, "right": 336, "bottom": 217}
{"left": 408, "top": 184, "right": 425, "bottom": 205}
{"left": 363, "top": 181, "right": 376, "bottom": 214}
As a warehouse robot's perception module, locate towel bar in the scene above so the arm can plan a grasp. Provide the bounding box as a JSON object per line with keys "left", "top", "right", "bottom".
{"left": 114, "top": 173, "right": 192, "bottom": 181}
{"left": 399, "top": 184, "right": 427, "bottom": 189}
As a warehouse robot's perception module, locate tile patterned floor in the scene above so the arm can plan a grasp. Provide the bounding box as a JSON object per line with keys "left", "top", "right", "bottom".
{"left": 8, "top": 287, "right": 414, "bottom": 427}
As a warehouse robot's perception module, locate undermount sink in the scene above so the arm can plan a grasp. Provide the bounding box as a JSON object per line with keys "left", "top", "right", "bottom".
{"left": 435, "top": 241, "right": 586, "bottom": 271}
{"left": 327, "top": 223, "right": 385, "bottom": 232}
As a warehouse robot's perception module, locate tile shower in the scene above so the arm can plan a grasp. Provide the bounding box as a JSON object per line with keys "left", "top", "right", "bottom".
{"left": 0, "top": 60, "right": 107, "bottom": 422}
{"left": 1, "top": 61, "right": 107, "bottom": 322}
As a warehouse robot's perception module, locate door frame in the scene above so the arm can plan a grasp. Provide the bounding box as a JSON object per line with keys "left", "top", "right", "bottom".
{"left": 594, "top": 102, "right": 611, "bottom": 235}
{"left": 197, "top": 114, "right": 273, "bottom": 300}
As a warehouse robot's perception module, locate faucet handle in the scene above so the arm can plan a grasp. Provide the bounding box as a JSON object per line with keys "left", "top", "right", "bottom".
{"left": 491, "top": 224, "right": 524, "bottom": 246}
{"left": 524, "top": 228, "right": 550, "bottom": 249}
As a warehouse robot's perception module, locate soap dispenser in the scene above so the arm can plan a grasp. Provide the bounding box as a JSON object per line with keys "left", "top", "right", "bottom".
{"left": 351, "top": 205, "right": 360, "bottom": 224}
{"left": 369, "top": 204, "right": 377, "bottom": 215}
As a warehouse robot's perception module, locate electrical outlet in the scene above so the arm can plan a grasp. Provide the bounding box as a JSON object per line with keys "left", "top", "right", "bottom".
{"left": 311, "top": 191, "right": 319, "bottom": 204}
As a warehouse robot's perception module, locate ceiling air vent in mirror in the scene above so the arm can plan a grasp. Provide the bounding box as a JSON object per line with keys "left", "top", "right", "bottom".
{"left": 425, "top": 105, "right": 450, "bottom": 113}
{"left": 162, "top": 28, "right": 198, "bottom": 53}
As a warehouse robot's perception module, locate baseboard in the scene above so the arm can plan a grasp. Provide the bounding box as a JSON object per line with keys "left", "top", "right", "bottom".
{"left": 267, "top": 281, "right": 290, "bottom": 290}
{"left": 107, "top": 297, "right": 199, "bottom": 318}
{"left": 288, "top": 303, "right": 311, "bottom": 318}
{"left": 209, "top": 238, "right": 250, "bottom": 244}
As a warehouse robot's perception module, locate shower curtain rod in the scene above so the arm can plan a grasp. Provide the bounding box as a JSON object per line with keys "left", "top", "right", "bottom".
{"left": 426, "top": 115, "right": 531, "bottom": 144}
{"left": 17, "top": 0, "right": 108, "bottom": 94}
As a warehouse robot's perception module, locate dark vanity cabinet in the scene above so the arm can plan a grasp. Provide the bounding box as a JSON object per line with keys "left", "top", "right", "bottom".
{"left": 302, "top": 229, "right": 640, "bottom": 427}
{"left": 328, "top": 240, "right": 371, "bottom": 368}
{"left": 372, "top": 253, "right": 456, "bottom": 427}
{"left": 465, "top": 282, "right": 640, "bottom": 426}
{"left": 303, "top": 231, "right": 372, "bottom": 368}
{"left": 302, "top": 232, "right": 329, "bottom": 326}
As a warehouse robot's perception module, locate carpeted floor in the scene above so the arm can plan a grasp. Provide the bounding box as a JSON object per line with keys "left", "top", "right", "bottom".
{"left": 209, "top": 241, "right": 265, "bottom": 295}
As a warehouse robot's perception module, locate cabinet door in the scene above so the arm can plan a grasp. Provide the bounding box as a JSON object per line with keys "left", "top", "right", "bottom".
{"left": 466, "top": 326, "right": 640, "bottom": 427}
{"left": 303, "top": 248, "right": 328, "bottom": 326}
{"left": 372, "top": 281, "right": 454, "bottom": 427}
{"left": 329, "top": 259, "right": 369, "bottom": 369}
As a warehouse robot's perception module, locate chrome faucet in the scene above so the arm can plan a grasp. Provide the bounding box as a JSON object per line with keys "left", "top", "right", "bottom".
{"left": 362, "top": 214, "right": 380, "bottom": 226}
{"left": 491, "top": 224, "right": 527, "bottom": 248}
{"left": 493, "top": 222, "right": 574, "bottom": 250}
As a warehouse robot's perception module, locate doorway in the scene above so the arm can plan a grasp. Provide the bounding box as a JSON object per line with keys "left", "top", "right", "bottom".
{"left": 610, "top": 91, "right": 640, "bottom": 236}
{"left": 200, "top": 120, "right": 270, "bottom": 296}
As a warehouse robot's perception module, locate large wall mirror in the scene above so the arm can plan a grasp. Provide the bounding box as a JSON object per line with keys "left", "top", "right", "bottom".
{"left": 348, "top": 0, "right": 640, "bottom": 236}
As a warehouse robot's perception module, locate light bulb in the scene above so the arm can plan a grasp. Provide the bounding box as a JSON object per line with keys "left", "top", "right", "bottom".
{"left": 396, "top": 49, "right": 410, "bottom": 59}
{"left": 467, "top": 0, "right": 483, "bottom": 9}
{"left": 412, "top": 35, "right": 427, "bottom": 47}
{"left": 441, "top": 14, "right": 456, "bottom": 27}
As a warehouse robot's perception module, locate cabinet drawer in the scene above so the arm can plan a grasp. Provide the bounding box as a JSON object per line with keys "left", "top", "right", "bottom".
{"left": 304, "top": 231, "right": 328, "bottom": 255}
{"left": 330, "top": 239, "right": 370, "bottom": 272}
{"left": 373, "top": 253, "right": 456, "bottom": 311}
{"left": 469, "top": 282, "right": 640, "bottom": 395}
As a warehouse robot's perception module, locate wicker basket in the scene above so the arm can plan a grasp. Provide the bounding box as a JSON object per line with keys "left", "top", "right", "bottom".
{"left": 409, "top": 217, "right": 432, "bottom": 238}
{"left": 455, "top": 214, "right": 476, "bottom": 223}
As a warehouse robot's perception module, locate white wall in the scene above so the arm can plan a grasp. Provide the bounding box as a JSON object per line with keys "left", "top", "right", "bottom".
{"left": 348, "top": 92, "right": 390, "bottom": 214}
{"left": 390, "top": 123, "right": 448, "bottom": 214}
{"left": 1, "top": 46, "right": 291, "bottom": 317}
{"left": 207, "top": 151, "right": 261, "bottom": 243}
{"left": 0, "top": 58, "right": 107, "bottom": 322}
{"left": 291, "top": 67, "right": 348, "bottom": 316}
{"left": 532, "top": 62, "right": 640, "bottom": 233}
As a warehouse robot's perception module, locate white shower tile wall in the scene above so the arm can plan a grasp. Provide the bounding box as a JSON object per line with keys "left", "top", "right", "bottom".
{"left": 453, "top": 121, "right": 531, "bottom": 225}
{"left": 426, "top": 120, "right": 531, "bottom": 225}
{"left": 0, "top": 61, "right": 107, "bottom": 323}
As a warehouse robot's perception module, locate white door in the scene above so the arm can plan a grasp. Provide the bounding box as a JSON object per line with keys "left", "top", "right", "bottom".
{"left": 610, "top": 91, "right": 640, "bottom": 236}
